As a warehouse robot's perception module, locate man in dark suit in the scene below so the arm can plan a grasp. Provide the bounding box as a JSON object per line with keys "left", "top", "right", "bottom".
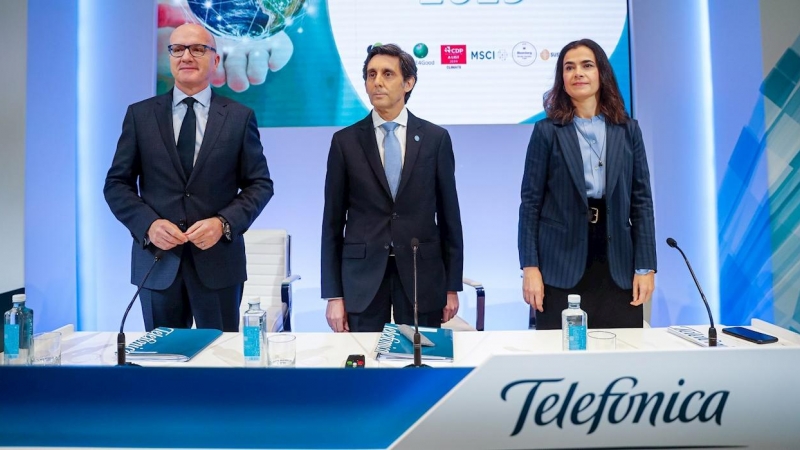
{"left": 322, "top": 44, "right": 463, "bottom": 333}
{"left": 104, "top": 24, "right": 273, "bottom": 332}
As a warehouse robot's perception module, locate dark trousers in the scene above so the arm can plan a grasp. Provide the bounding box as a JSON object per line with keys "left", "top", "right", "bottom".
{"left": 348, "top": 256, "right": 443, "bottom": 332}
{"left": 140, "top": 249, "right": 243, "bottom": 332}
{"left": 535, "top": 198, "right": 642, "bottom": 330}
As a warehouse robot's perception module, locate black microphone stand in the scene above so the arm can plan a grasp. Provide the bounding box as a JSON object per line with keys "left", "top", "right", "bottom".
{"left": 667, "top": 238, "right": 717, "bottom": 346}
{"left": 118, "top": 249, "right": 165, "bottom": 366}
{"left": 406, "top": 238, "right": 429, "bottom": 368}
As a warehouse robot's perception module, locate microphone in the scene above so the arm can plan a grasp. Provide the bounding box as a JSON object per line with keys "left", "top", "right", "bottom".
{"left": 666, "top": 238, "right": 717, "bottom": 346}
{"left": 117, "top": 248, "right": 165, "bottom": 366}
{"left": 406, "top": 238, "right": 429, "bottom": 368}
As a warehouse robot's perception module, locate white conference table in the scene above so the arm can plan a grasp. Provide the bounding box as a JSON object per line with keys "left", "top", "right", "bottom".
{"left": 57, "top": 320, "right": 799, "bottom": 369}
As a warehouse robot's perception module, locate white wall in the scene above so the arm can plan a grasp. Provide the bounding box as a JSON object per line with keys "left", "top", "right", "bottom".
{"left": 630, "top": 0, "right": 720, "bottom": 326}
{"left": 0, "top": 0, "right": 26, "bottom": 294}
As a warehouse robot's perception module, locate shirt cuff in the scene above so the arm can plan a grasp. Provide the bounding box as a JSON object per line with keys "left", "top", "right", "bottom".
{"left": 635, "top": 269, "right": 655, "bottom": 275}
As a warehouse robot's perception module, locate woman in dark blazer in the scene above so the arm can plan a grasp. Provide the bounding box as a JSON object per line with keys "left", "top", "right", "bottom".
{"left": 518, "top": 38, "right": 657, "bottom": 330}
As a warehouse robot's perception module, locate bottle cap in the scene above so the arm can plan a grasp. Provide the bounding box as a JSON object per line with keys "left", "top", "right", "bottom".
{"left": 567, "top": 294, "right": 581, "bottom": 304}
{"left": 11, "top": 294, "right": 26, "bottom": 303}
{"left": 247, "top": 297, "right": 261, "bottom": 306}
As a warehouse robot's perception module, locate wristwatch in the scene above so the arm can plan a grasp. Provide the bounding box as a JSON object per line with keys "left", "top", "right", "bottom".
{"left": 216, "top": 215, "right": 232, "bottom": 241}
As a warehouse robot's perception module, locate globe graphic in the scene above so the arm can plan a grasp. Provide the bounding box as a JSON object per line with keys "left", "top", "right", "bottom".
{"left": 413, "top": 43, "right": 429, "bottom": 59}
{"left": 187, "top": 0, "right": 306, "bottom": 40}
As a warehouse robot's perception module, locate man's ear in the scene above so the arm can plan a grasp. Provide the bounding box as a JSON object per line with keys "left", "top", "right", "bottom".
{"left": 404, "top": 77, "right": 416, "bottom": 93}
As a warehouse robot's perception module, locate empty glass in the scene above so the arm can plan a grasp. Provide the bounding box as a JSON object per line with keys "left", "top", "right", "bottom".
{"left": 587, "top": 331, "right": 616, "bottom": 351}
{"left": 33, "top": 332, "right": 62, "bottom": 365}
{"left": 268, "top": 334, "right": 296, "bottom": 367}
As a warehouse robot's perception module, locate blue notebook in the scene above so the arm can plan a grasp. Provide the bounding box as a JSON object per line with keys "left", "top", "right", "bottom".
{"left": 125, "top": 327, "right": 222, "bottom": 362}
{"left": 374, "top": 323, "right": 454, "bottom": 362}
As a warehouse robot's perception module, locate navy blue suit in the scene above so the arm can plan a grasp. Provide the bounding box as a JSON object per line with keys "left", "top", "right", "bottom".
{"left": 321, "top": 112, "right": 463, "bottom": 319}
{"left": 104, "top": 90, "right": 273, "bottom": 330}
{"left": 518, "top": 118, "right": 656, "bottom": 290}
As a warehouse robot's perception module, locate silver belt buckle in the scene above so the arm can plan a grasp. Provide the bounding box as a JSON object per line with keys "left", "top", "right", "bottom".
{"left": 589, "top": 207, "right": 599, "bottom": 224}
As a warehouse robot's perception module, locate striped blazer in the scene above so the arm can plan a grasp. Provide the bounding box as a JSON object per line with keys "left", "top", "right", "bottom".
{"left": 518, "top": 117, "right": 657, "bottom": 289}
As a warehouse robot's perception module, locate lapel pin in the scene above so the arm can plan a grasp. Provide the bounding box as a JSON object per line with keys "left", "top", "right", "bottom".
{"left": 414, "top": 135, "right": 420, "bottom": 142}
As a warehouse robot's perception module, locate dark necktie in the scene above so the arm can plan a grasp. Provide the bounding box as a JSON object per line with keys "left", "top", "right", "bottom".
{"left": 177, "top": 97, "right": 197, "bottom": 178}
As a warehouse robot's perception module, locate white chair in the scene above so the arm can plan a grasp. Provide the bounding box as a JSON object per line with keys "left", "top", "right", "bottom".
{"left": 242, "top": 229, "right": 300, "bottom": 332}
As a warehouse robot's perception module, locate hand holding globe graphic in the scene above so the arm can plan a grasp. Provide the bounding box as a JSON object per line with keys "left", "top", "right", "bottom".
{"left": 158, "top": 0, "right": 306, "bottom": 92}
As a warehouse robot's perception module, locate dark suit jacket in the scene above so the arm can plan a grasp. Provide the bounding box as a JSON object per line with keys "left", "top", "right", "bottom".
{"left": 518, "top": 117, "right": 656, "bottom": 289}
{"left": 104, "top": 90, "right": 273, "bottom": 290}
{"left": 321, "top": 111, "right": 464, "bottom": 314}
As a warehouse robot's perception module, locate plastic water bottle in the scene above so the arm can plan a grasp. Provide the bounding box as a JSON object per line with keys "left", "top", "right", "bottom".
{"left": 4, "top": 294, "right": 34, "bottom": 365}
{"left": 562, "top": 294, "right": 587, "bottom": 351}
{"left": 242, "top": 297, "right": 268, "bottom": 367}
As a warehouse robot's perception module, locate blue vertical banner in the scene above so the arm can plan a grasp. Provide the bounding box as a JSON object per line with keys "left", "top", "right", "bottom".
{"left": 717, "top": 20, "right": 800, "bottom": 331}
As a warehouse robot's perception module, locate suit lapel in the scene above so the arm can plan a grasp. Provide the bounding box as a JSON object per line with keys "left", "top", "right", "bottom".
{"left": 604, "top": 122, "right": 623, "bottom": 199}
{"left": 556, "top": 122, "right": 588, "bottom": 206}
{"left": 155, "top": 90, "right": 186, "bottom": 181}
{"left": 396, "top": 112, "right": 423, "bottom": 199}
{"left": 358, "top": 114, "right": 393, "bottom": 199}
{"left": 189, "top": 92, "right": 227, "bottom": 185}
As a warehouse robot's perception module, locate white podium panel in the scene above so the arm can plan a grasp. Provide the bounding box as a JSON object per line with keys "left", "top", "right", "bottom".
{"left": 394, "top": 348, "right": 800, "bottom": 449}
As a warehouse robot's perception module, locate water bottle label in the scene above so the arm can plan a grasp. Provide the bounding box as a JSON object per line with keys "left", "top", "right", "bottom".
{"left": 4, "top": 324, "right": 20, "bottom": 357}
{"left": 568, "top": 324, "right": 587, "bottom": 350}
{"left": 243, "top": 325, "right": 261, "bottom": 359}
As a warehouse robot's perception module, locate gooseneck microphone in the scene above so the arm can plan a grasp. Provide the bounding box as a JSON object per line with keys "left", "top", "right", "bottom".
{"left": 118, "top": 249, "right": 165, "bottom": 366}
{"left": 667, "top": 238, "right": 717, "bottom": 346}
{"left": 406, "top": 238, "right": 429, "bottom": 368}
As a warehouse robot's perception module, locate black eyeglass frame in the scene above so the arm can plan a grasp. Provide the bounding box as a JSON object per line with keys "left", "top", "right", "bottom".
{"left": 167, "top": 44, "right": 217, "bottom": 58}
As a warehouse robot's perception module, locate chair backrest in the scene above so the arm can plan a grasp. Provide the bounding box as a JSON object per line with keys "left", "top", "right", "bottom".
{"left": 242, "top": 229, "right": 290, "bottom": 331}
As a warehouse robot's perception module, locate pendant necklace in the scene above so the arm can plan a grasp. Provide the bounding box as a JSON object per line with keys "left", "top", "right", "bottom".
{"left": 575, "top": 118, "right": 606, "bottom": 169}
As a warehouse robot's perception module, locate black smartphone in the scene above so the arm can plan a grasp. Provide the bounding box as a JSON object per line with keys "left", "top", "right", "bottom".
{"left": 721, "top": 327, "right": 778, "bottom": 344}
{"left": 344, "top": 354, "right": 365, "bottom": 368}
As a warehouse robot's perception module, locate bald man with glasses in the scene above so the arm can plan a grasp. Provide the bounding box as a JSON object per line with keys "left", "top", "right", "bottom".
{"left": 105, "top": 24, "right": 274, "bottom": 332}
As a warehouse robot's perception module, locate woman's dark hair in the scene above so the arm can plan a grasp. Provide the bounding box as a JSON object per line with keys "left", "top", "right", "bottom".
{"left": 543, "top": 38, "right": 628, "bottom": 124}
{"left": 362, "top": 43, "right": 417, "bottom": 103}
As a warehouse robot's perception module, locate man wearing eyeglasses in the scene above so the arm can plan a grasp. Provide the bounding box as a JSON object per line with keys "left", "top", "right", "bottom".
{"left": 104, "top": 24, "right": 274, "bottom": 332}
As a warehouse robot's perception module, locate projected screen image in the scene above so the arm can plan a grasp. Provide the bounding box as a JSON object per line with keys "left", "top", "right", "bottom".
{"left": 156, "top": 0, "right": 630, "bottom": 127}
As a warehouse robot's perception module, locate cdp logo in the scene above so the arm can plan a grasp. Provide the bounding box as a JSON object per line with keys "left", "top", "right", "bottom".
{"left": 441, "top": 45, "right": 467, "bottom": 64}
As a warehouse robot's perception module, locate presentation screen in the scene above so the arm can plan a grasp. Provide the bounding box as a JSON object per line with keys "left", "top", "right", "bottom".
{"left": 156, "top": 0, "right": 631, "bottom": 127}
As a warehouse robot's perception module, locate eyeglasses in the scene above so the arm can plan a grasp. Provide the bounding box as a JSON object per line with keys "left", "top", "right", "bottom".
{"left": 168, "top": 44, "right": 217, "bottom": 58}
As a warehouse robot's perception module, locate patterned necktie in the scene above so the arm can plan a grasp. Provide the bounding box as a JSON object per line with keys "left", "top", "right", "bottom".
{"left": 177, "top": 97, "right": 197, "bottom": 178}
{"left": 381, "top": 121, "right": 401, "bottom": 199}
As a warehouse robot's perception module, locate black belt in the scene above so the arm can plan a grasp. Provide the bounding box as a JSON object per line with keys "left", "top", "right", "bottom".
{"left": 588, "top": 198, "right": 605, "bottom": 224}
{"left": 588, "top": 207, "right": 600, "bottom": 224}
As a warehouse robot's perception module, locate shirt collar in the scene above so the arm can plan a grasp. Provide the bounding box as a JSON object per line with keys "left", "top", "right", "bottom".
{"left": 372, "top": 107, "right": 408, "bottom": 130}
{"left": 573, "top": 113, "right": 605, "bottom": 124}
{"left": 173, "top": 85, "right": 212, "bottom": 108}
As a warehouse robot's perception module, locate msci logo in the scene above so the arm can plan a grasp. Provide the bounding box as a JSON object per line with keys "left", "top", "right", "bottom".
{"left": 471, "top": 50, "right": 494, "bottom": 60}
{"left": 420, "top": 0, "right": 523, "bottom": 5}
{"left": 441, "top": 45, "right": 467, "bottom": 64}
{"left": 470, "top": 50, "right": 507, "bottom": 61}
